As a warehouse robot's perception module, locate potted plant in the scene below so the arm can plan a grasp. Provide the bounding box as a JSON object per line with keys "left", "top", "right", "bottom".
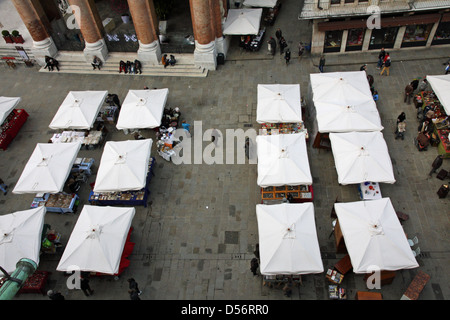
{"left": 2, "top": 30, "right": 13, "bottom": 44}
{"left": 11, "top": 30, "right": 24, "bottom": 44}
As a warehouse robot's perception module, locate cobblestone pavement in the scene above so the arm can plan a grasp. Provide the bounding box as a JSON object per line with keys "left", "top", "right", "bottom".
{"left": 0, "top": 0, "right": 449, "bottom": 305}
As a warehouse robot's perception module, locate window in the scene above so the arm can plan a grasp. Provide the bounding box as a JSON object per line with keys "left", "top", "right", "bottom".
{"left": 368, "top": 27, "right": 398, "bottom": 50}
{"left": 344, "top": 0, "right": 355, "bottom": 3}
{"left": 330, "top": 0, "right": 341, "bottom": 5}
{"left": 432, "top": 21, "right": 450, "bottom": 45}
{"left": 401, "top": 24, "right": 433, "bottom": 47}
{"left": 324, "top": 30, "right": 343, "bottom": 52}
{"left": 346, "top": 28, "right": 364, "bottom": 51}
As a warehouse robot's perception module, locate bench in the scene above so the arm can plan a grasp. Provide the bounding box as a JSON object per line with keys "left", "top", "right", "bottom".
{"left": 355, "top": 291, "right": 382, "bottom": 300}
{"left": 401, "top": 270, "right": 430, "bottom": 300}
{"left": 334, "top": 254, "right": 352, "bottom": 275}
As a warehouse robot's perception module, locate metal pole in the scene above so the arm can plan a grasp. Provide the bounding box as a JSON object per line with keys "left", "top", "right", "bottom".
{"left": 0, "top": 258, "right": 38, "bottom": 300}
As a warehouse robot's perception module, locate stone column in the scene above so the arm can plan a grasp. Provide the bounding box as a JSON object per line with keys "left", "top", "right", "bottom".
{"left": 127, "top": 0, "right": 161, "bottom": 65}
{"left": 394, "top": 26, "right": 406, "bottom": 49}
{"left": 212, "top": 0, "right": 226, "bottom": 56}
{"left": 11, "top": 0, "right": 58, "bottom": 65}
{"left": 67, "top": 0, "right": 108, "bottom": 63}
{"left": 190, "top": 0, "right": 217, "bottom": 70}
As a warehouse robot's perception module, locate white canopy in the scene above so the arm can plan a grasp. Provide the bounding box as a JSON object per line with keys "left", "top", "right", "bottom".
{"left": 329, "top": 131, "right": 395, "bottom": 185}
{"left": 0, "top": 207, "right": 46, "bottom": 274}
{"left": 223, "top": 8, "right": 262, "bottom": 35}
{"left": 256, "top": 203, "right": 324, "bottom": 275}
{"left": 243, "top": 0, "right": 278, "bottom": 7}
{"left": 426, "top": 75, "right": 450, "bottom": 115}
{"left": 310, "top": 72, "right": 383, "bottom": 132}
{"left": 0, "top": 96, "right": 21, "bottom": 125}
{"left": 334, "top": 198, "right": 419, "bottom": 274}
{"left": 56, "top": 205, "right": 135, "bottom": 275}
{"left": 116, "top": 88, "right": 169, "bottom": 130}
{"left": 49, "top": 90, "right": 108, "bottom": 130}
{"left": 13, "top": 142, "right": 82, "bottom": 194}
{"left": 256, "top": 84, "right": 302, "bottom": 123}
{"left": 93, "top": 139, "right": 152, "bottom": 193}
{"left": 257, "top": 132, "right": 312, "bottom": 187}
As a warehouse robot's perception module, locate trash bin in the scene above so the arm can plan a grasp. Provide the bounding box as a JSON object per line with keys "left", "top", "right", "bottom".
{"left": 217, "top": 53, "right": 225, "bottom": 65}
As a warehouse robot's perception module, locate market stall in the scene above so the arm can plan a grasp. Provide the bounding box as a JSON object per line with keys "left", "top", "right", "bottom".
{"left": 256, "top": 203, "right": 323, "bottom": 284}
{"left": 13, "top": 142, "right": 82, "bottom": 194}
{"left": 257, "top": 132, "right": 313, "bottom": 202}
{"left": 0, "top": 96, "right": 29, "bottom": 151}
{"left": 223, "top": 8, "right": 265, "bottom": 52}
{"left": 257, "top": 84, "right": 302, "bottom": 124}
{"left": 31, "top": 192, "right": 79, "bottom": 214}
{"left": 116, "top": 88, "right": 169, "bottom": 131}
{"left": 56, "top": 205, "right": 135, "bottom": 276}
{"left": 333, "top": 198, "right": 419, "bottom": 284}
{"left": 49, "top": 90, "right": 108, "bottom": 130}
{"left": 0, "top": 207, "right": 46, "bottom": 274}
{"left": 329, "top": 131, "right": 395, "bottom": 185}
{"left": 49, "top": 127, "right": 108, "bottom": 149}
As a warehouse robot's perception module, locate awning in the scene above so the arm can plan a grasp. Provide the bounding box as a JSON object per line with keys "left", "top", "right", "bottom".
{"left": 256, "top": 84, "right": 302, "bottom": 123}
{"left": 223, "top": 8, "right": 263, "bottom": 35}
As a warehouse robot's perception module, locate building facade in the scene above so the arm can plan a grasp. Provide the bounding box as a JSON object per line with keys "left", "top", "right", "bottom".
{"left": 0, "top": 0, "right": 229, "bottom": 70}
{"left": 299, "top": 0, "right": 450, "bottom": 54}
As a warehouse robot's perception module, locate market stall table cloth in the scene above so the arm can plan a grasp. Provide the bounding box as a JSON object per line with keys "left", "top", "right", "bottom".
{"left": 257, "top": 84, "right": 302, "bottom": 124}
{"left": 256, "top": 203, "right": 323, "bottom": 275}
{"left": 329, "top": 131, "right": 395, "bottom": 185}
{"left": 334, "top": 197, "right": 419, "bottom": 274}
{"left": 13, "top": 142, "right": 82, "bottom": 194}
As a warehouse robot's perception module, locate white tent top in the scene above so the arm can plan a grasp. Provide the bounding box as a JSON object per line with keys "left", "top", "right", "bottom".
{"left": 334, "top": 198, "right": 419, "bottom": 274}
{"left": 93, "top": 139, "right": 152, "bottom": 193}
{"left": 0, "top": 207, "right": 46, "bottom": 274}
{"left": 49, "top": 90, "right": 108, "bottom": 130}
{"left": 256, "top": 203, "right": 324, "bottom": 275}
{"left": 329, "top": 131, "right": 395, "bottom": 185}
{"left": 426, "top": 75, "right": 450, "bottom": 115}
{"left": 310, "top": 72, "right": 382, "bottom": 132}
{"left": 256, "top": 84, "right": 302, "bottom": 123}
{"left": 116, "top": 88, "right": 169, "bottom": 130}
{"left": 56, "top": 205, "right": 135, "bottom": 275}
{"left": 223, "top": 8, "right": 262, "bottom": 35}
{"left": 13, "top": 142, "right": 82, "bottom": 194}
{"left": 257, "top": 132, "right": 312, "bottom": 187}
{"left": 243, "top": 0, "right": 278, "bottom": 7}
{"left": 0, "top": 96, "right": 21, "bottom": 125}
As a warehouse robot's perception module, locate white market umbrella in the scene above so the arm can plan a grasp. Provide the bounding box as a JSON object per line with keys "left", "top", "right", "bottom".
{"left": 223, "top": 8, "right": 262, "bottom": 35}
{"left": 116, "top": 88, "right": 169, "bottom": 130}
{"left": 256, "top": 84, "right": 302, "bottom": 123}
{"left": 334, "top": 198, "right": 419, "bottom": 274}
{"left": 56, "top": 205, "right": 135, "bottom": 275}
{"left": 13, "top": 142, "right": 82, "bottom": 194}
{"left": 426, "top": 75, "right": 450, "bottom": 115}
{"left": 257, "top": 132, "right": 312, "bottom": 187}
{"left": 243, "top": 0, "right": 278, "bottom": 7}
{"left": 256, "top": 203, "right": 323, "bottom": 275}
{"left": 329, "top": 131, "right": 395, "bottom": 185}
{"left": 49, "top": 91, "right": 108, "bottom": 130}
{"left": 310, "top": 72, "right": 382, "bottom": 132}
{"left": 0, "top": 207, "right": 46, "bottom": 274}
{"left": 0, "top": 96, "right": 21, "bottom": 125}
{"left": 93, "top": 139, "right": 152, "bottom": 193}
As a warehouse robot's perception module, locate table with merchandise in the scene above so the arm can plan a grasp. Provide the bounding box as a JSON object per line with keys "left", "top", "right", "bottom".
{"left": 0, "top": 109, "right": 29, "bottom": 150}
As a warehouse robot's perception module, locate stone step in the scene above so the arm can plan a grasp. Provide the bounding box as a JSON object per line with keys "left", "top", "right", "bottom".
{"left": 0, "top": 46, "right": 35, "bottom": 62}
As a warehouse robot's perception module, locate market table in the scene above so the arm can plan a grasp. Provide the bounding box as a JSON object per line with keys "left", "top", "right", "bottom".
{"left": 31, "top": 193, "right": 79, "bottom": 214}
{"left": 358, "top": 182, "right": 382, "bottom": 200}
{"left": 261, "top": 185, "right": 313, "bottom": 203}
{"left": 17, "top": 271, "right": 50, "bottom": 295}
{"left": 0, "top": 109, "right": 28, "bottom": 150}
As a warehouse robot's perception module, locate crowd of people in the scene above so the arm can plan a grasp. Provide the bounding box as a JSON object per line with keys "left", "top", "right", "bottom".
{"left": 119, "top": 59, "right": 143, "bottom": 74}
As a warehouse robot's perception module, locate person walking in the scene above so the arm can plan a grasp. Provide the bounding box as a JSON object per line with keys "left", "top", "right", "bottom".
{"left": 404, "top": 83, "right": 414, "bottom": 104}
{"left": 445, "top": 62, "right": 450, "bottom": 74}
{"left": 319, "top": 55, "right": 325, "bottom": 73}
{"left": 429, "top": 155, "right": 444, "bottom": 177}
{"left": 253, "top": 244, "right": 260, "bottom": 260}
{"left": 250, "top": 258, "right": 259, "bottom": 276}
{"left": 279, "top": 36, "right": 287, "bottom": 55}
{"left": 284, "top": 49, "right": 291, "bottom": 65}
{"left": 380, "top": 53, "right": 391, "bottom": 76}
{"left": 275, "top": 28, "right": 282, "bottom": 44}
{"left": 0, "top": 178, "right": 8, "bottom": 195}
{"left": 377, "top": 48, "right": 386, "bottom": 69}
{"left": 80, "top": 275, "right": 94, "bottom": 297}
{"left": 298, "top": 42, "right": 305, "bottom": 60}
{"left": 127, "top": 278, "right": 142, "bottom": 296}
{"left": 129, "top": 289, "right": 141, "bottom": 300}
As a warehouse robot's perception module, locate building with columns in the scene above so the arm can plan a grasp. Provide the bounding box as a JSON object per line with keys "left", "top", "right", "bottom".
{"left": 299, "top": 0, "right": 450, "bottom": 54}
{"left": 0, "top": 0, "right": 230, "bottom": 70}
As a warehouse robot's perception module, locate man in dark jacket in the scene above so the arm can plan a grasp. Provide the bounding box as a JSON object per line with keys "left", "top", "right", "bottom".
{"left": 404, "top": 83, "right": 414, "bottom": 104}
{"left": 377, "top": 48, "right": 385, "bottom": 69}
{"left": 429, "top": 155, "right": 444, "bottom": 177}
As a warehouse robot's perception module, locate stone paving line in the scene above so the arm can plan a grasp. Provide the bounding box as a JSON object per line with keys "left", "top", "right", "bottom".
{"left": 1, "top": 0, "right": 449, "bottom": 302}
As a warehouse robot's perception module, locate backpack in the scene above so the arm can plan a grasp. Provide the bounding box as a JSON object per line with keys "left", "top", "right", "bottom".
{"left": 385, "top": 59, "right": 391, "bottom": 67}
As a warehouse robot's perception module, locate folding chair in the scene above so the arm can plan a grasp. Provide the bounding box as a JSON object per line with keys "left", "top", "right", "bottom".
{"left": 408, "top": 236, "right": 419, "bottom": 247}
{"left": 412, "top": 247, "right": 421, "bottom": 257}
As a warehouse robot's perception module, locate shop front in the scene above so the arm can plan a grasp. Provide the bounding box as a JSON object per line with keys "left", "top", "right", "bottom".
{"left": 368, "top": 26, "right": 398, "bottom": 50}
{"left": 432, "top": 13, "right": 450, "bottom": 46}
{"left": 401, "top": 24, "right": 434, "bottom": 48}
{"left": 345, "top": 28, "right": 364, "bottom": 52}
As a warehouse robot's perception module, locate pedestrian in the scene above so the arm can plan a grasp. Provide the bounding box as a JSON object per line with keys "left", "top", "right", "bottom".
{"left": 404, "top": 83, "right": 414, "bottom": 104}
{"left": 377, "top": 47, "right": 386, "bottom": 69}
{"left": 445, "top": 62, "right": 450, "bottom": 74}
{"left": 380, "top": 53, "right": 391, "bottom": 76}
{"left": 127, "top": 278, "right": 142, "bottom": 295}
{"left": 360, "top": 64, "right": 367, "bottom": 71}
{"left": 129, "top": 289, "right": 141, "bottom": 300}
{"left": 410, "top": 78, "right": 420, "bottom": 92}
{"left": 279, "top": 37, "right": 287, "bottom": 55}
{"left": 253, "top": 243, "right": 260, "bottom": 259}
{"left": 298, "top": 42, "right": 305, "bottom": 60}
{"left": 395, "top": 121, "right": 406, "bottom": 140}
{"left": 181, "top": 120, "right": 191, "bottom": 133}
{"left": 47, "top": 290, "right": 65, "bottom": 300}
{"left": 319, "top": 55, "right": 325, "bottom": 73}
{"left": 418, "top": 78, "right": 428, "bottom": 92}
{"left": 275, "top": 28, "right": 282, "bottom": 43}
{"left": 44, "top": 56, "right": 54, "bottom": 71}
{"left": 80, "top": 275, "right": 94, "bottom": 296}
{"left": 429, "top": 155, "right": 444, "bottom": 177}
{"left": 50, "top": 58, "right": 60, "bottom": 71}
{"left": 0, "top": 178, "right": 7, "bottom": 195}
{"left": 397, "top": 112, "right": 406, "bottom": 124}
{"left": 119, "top": 60, "right": 126, "bottom": 73}
{"left": 283, "top": 277, "right": 293, "bottom": 297}
{"left": 267, "top": 37, "right": 276, "bottom": 55}
{"left": 169, "top": 55, "right": 176, "bottom": 66}
{"left": 284, "top": 49, "right": 291, "bottom": 65}
{"left": 250, "top": 258, "right": 259, "bottom": 276}
{"left": 162, "top": 54, "right": 169, "bottom": 68}
{"left": 91, "top": 56, "right": 102, "bottom": 70}
{"left": 373, "top": 90, "right": 379, "bottom": 102}
{"left": 134, "top": 59, "right": 142, "bottom": 74}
